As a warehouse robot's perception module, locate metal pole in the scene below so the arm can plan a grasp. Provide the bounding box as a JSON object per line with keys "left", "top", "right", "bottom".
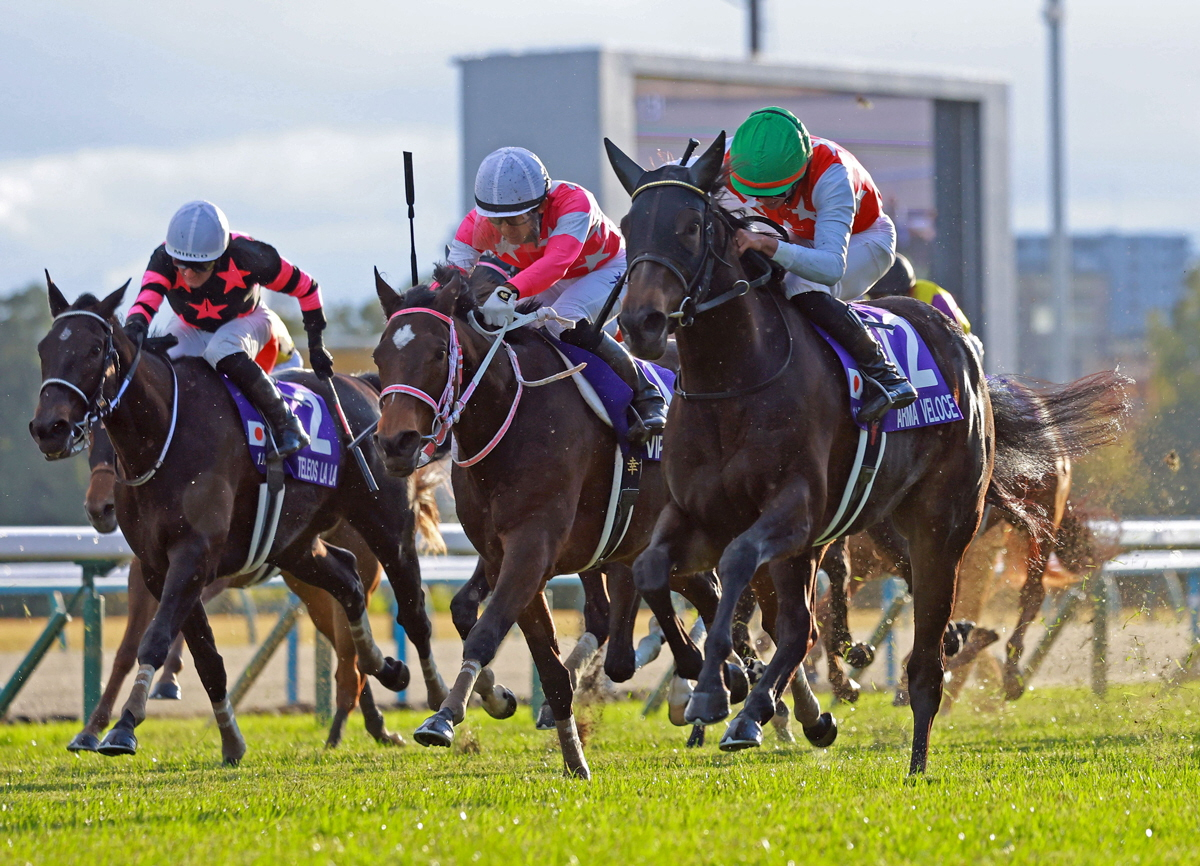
{"left": 315, "top": 630, "right": 333, "bottom": 722}
{"left": 0, "top": 589, "right": 82, "bottom": 719}
{"left": 286, "top": 615, "right": 300, "bottom": 706}
{"left": 882, "top": 578, "right": 899, "bottom": 687}
{"left": 229, "top": 594, "right": 304, "bottom": 709}
{"left": 1045, "top": 0, "right": 1072, "bottom": 382}
{"left": 80, "top": 562, "right": 111, "bottom": 721}
{"left": 239, "top": 588, "right": 258, "bottom": 644}
{"left": 1091, "top": 571, "right": 1109, "bottom": 697}
{"left": 1020, "top": 586, "right": 1083, "bottom": 683}
{"left": 1189, "top": 572, "right": 1200, "bottom": 642}
{"left": 392, "top": 596, "right": 408, "bottom": 707}
{"left": 747, "top": 0, "right": 762, "bottom": 58}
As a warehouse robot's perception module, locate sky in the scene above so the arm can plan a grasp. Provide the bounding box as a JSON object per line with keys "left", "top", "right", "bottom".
{"left": 1, "top": 0, "right": 1197, "bottom": 308}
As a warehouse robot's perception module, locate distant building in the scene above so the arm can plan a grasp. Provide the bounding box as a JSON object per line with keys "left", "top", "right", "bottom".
{"left": 1016, "top": 234, "right": 1192, "bottom": 382}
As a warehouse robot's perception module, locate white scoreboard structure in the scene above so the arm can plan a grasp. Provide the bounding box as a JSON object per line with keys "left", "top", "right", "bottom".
{"left": 459, "top": 49, "right": 1014, "bottom": 371}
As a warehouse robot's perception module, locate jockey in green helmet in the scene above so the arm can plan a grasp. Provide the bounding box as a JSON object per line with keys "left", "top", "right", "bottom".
{"left": 726, "top": 107, "right": 917, "bottom": 425}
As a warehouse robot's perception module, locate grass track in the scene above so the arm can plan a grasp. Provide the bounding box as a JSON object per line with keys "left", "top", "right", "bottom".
{"left": 2, "top": 687, "right": 1199, "bottom": 864}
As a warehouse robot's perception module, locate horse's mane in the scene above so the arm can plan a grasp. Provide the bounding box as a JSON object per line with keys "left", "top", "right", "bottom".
{"left": 400, "top": 263, "right": 479, "bottom": 320}
{"left": 72, "top": 293, "right": 103, "bottom": 310}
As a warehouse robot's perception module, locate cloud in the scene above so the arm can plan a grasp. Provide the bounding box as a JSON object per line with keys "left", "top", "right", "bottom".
{"left": 0, "top": 125, "right": 461, "bottom": 304}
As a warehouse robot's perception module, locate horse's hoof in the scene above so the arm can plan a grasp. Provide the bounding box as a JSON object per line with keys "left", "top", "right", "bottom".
{"left": 96, "top": 727, "right": 138, "bottom": 757}
{"left": 892, "top": 687, "right": 910, "bottom": 707}
{"left": 719, "top": 714, "right": 763, "bottom": 751}
{"left": 377, "top": 731, "right": 406, "bottom": 747}
{"left": 803, "top": 712, "right": 837, "bottom": 748}
{"left": 685, "top": 725, "right": 705, "bottom": 748}
{"left": 67, "top": 731, "right": 101, "bottom": 752}
{"left": 413, "top": 708, "right": 455, "bottom": 748}
{"left": 684, "top": 690, "right": 730, "bottom": 725}
{"left": 832, "top": 677, "right": 862, "bottom": 704}
{"left": 482, "top": 686, "right": 518, "bottom": 720}
{"left": 222, "top": 754, "right": 243, "bottom": 767}
{"left": 745, "top": 659, "right": 767, "bottom": 685}
{"left": 725, "top": 662, "right": 750, "bottom": 705}
{"left": 1003, "top": 672, "right": 1026, "bottom": 701}
{"left": 375, "top": 658, "right": 411, "bottom": 693}
{"left": 605, "top": 652, "right": 637, "bottom": 684}
{"left": 535, "top": 702, "right": 556, "bottom": 731}
{"left": 149, "top": 682, "right": 182, "bottom": 701}
{"left": 845, "top": 642, "right": 876, "bottom": 670}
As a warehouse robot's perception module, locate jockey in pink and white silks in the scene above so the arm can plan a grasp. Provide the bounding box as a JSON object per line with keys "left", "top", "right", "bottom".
{"left": 124, "top": 200, "right": 332, "bottom": 457}
{"left": 447, "top": 146, "right": 666, "bottom": 444}
{"left": 725, "top": 107, "right": 917, "bottom": 424}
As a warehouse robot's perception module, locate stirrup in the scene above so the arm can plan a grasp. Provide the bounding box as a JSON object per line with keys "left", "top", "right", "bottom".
{"left": 269, "top": 422, "right": 310, "bottom": 459}
{"left": 855, "top": 376, "right": 917, "bottom": 425}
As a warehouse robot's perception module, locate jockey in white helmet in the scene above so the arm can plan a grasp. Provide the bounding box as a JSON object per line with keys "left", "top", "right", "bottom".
{"left": 448, "top": 146, "right": 666, "bottom": 444}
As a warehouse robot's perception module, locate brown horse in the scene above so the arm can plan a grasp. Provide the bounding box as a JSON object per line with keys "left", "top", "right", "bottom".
{"left": 68, "top": 425, "right": 445, "bottom": 751}
{"left": 30, "top": 278, "right": 443, "bottom": 764}
{"left": 372, "top": 265, "right": 731, "bottom": 778}
{"left": 606, "top": 133, "right": 1130, "bottom": 773}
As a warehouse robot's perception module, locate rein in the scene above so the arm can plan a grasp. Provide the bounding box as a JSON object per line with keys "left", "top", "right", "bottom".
{"left": 378, "top": 306, "right": 581, "bottom": 467}
{"left": 39, "top": 311, "right": 178, "bottom": 485}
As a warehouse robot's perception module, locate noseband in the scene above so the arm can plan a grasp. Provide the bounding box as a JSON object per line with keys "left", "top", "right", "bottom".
{"left": 39, "top": 310, "right": 177, "bottom": 485}
{"left": 624, "top": 179, "right": 775, "bottom": 327}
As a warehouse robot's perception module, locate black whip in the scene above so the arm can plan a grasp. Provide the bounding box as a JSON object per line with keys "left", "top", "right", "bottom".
{"left": 404, "top": 151, "right": 419, "bottom": 287}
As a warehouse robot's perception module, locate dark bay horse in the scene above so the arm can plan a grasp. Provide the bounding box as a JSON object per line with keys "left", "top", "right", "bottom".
{"left": 70, "top": 425, "right": 446, "bottom": 751}
{"left": 372, "top": 266, "right": 728, "bottom": 778}
{"left": 30, "top": 278, "right": 444, "bottom": 764}
{"left": 606, "top": 133, "right": 1130, "bottom": 773}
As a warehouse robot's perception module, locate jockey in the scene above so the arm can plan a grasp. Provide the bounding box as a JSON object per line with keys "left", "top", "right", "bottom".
{"left": 123, "top": 200, "right": 332, "bottom": 458}
{"left": 726, "top": 107, "right": 917, "bottom": 424}
{"left": 448, "top": 146, "right": 667, "bottom": 444}
{"left": 870, "top": 253, "right": 984, "bottom": 359}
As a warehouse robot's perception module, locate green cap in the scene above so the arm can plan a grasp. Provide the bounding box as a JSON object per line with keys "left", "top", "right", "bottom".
{"left": 729, "top": 107, "right": 812, "bottom": 198}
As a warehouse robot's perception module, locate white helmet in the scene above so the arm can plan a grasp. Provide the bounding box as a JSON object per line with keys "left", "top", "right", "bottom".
{"left": 165, "top": 200, "right": 230, "bottom": 262}
{"left": 473, "top": 147, "right": 551, "bottom": 217}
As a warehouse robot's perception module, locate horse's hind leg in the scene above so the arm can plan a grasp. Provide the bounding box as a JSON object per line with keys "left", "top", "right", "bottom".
{"left": 537, "top": 568, "right": 609, "bottom": 730}
{"left": 152, "top": 578, "right": 228, "bottom": 700}
{"left": 278, "top": 537, "right": 408, "bottom": 693}
{"left": 341, "top": 498, "right": 446, "bottom": 707}
{"left": 519, "top": 592, "right": 590, "bottom": 779}
{"left": 70, "top": 558, "right": 155, "bottom": 751}
{"left": 358, "top": 681, "right": 404, "bottom": 745}
{"left": 604, "top": 563, "right": 642, "bottom": 683}
{"left": 818, "top": 538, "right": 860, "bottom": 703}
{"left": 1004, "top": 530, "right": 1047, "bottom": 701}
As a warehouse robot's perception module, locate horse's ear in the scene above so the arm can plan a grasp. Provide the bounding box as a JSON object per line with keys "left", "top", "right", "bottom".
{"left": 45, "top": 270, "right": 69, "bottom": 317}
{"left": 605, "top": 138, "right": 645, "bottom": 196}
{"left": 96, "top": 281, "right": 129, "bottom": 321}
{"left": 374, "top": 266, "right": 402, "bottom": 318}
{"left": 689, "top": 131, "right": 727, "bottom": 193}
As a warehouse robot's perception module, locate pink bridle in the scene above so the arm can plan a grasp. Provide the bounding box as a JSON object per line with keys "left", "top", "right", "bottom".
{"left": 378, "top": 306, "right": 523, "bottom": 468}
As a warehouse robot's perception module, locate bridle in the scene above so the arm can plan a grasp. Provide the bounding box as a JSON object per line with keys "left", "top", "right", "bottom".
{"left": 623, "top": 179, "right": 776, "bottom": 328}
{"left": 39, "top": 310, "right": 178, "bottom": 486}
{"left": 377, "top": 304, "right": 579, "bottom": 469}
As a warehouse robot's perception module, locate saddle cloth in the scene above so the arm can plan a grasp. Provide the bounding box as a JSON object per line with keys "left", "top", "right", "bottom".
{"left": 546, "top": 336, "right": 675, "bottom": 461}
{"left": 814, "top": 303, "right": 964, "bottom": 432}
{"left": 222, "top": 377, "right": 342, "bottom": 488}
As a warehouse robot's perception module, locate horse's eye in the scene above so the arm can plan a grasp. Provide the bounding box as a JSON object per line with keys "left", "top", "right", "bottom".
{"left": 89, "top": 345, "right": 101, "bottom": 356}
{"left": 433, "top": 349, "right": 447, "bottom": 362}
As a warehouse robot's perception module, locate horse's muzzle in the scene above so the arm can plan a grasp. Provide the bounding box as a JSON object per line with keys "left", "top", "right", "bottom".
{"left": 619, "top": 307, "right": 669, "bottom": 361}
{"left": 374, "top": 429, "right": 424, "bottom": 477}
{"left": 29, "top": 412, "right": 76, "bottom": 460}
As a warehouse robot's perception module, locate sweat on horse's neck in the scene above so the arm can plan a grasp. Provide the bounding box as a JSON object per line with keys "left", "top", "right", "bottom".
{"left": 101, "top": 330, "right": 177, "bottom": 479}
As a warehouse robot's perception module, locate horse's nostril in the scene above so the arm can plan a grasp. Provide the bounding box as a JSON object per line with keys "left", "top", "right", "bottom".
{"left": 642, "top": 311, "right": 668, "bottom": 337}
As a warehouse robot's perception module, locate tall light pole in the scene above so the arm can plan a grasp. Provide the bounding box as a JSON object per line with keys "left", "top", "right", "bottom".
{"left": 748, "top": 0, "right": 762, "bottom": 58}
{"left": 1046, "top": 0, "right": 1072, "bottom": 382}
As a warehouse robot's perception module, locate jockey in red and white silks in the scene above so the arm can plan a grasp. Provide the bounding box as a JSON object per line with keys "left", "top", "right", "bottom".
{"left": 449, "top": 146, "right": 664, "bottom": 444}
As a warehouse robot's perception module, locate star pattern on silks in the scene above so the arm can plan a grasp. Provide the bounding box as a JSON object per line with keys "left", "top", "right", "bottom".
{"left": 217, "top": 257, "right": 251, "bottom": 294}
{"left": 583, "top": 249, "right": 610, "bottom": 270}
{"left": 189, "top": 298, "right": 228, "bottom": 320}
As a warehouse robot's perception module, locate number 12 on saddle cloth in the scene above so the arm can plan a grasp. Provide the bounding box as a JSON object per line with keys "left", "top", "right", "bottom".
{"left": 223, "top": 378, "right": 343, "bottom": 487}
{"left": 815, "top": 304, "right": 964, "bottom": 432}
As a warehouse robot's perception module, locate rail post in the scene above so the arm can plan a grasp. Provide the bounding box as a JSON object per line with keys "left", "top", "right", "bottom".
{"left": 286, "top": 612, "right": 300, "bottom": 706}
{"left": 392, "top": 596, "right": 408, "bottom": 706}
{"left": 1090, "top": 570, "right": 1110, "bottom": 697}
{"left": 882, "top": 577, "right": 900, "bottom": 688}
{"left": 80, "top": 562, "right": 108, "bottom": 722}
{"left": 315, "top": 631, "right": 333, "bottom": 722}
{"left": 0, "top": 588, "right": 81, "bottom": 719}
{"left": 530, "top": 587, "right": 552, "bottom": 721}
{"left": 229, "top": 594, "right": 304, "bottom": 709}
{"left": 1189, "top": 571, "right": 1200, "bottom": 642}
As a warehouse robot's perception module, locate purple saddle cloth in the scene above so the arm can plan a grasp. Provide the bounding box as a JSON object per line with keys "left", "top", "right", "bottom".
{"left": 814, "top": 303, "right": 964, "bottom": 432}
{"left": 222, "top": 377, "right": 342, "bottom": 487}
{"left": 547, "top": 336, "right": 675, "bottom": 460}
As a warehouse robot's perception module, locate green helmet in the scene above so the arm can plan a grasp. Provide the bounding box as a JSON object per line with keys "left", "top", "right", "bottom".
{"left": 729, "top": 107, "right": 813, "bottom": 198}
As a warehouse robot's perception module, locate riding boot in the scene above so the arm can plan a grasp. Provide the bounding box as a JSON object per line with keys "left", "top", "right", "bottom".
{"left": 216, "top": 352, "right": 310, "bottom": 458}
{"left": 790, "top": 291, "right": 918, "bottom": 424}
{"left": 589, "top": 332, "right": 668, "bottom": 446}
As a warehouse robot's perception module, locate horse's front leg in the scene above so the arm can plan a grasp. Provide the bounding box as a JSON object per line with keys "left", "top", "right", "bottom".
{"left": 686, "top": 485, "right": 815, "bottom": 726}
{"left": 632, "top": 502, "right": 718, "bottom": 680}
{"left": 97, "top": 537, "right": 218, "bottom": 757}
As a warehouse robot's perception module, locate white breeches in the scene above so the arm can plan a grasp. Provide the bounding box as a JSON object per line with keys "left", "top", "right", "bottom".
{"left": 152, "top": 306, "right": 294, "bottom": 369}
{"left": 782, "top": 214, "right": 897, "bottom": 301}
{"left": 532, "top": 252, "right": 627, "bottom": 338}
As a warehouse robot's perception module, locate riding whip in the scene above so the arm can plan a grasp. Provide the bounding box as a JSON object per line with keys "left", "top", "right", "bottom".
{"left": 321, "top": 372, "right": 380, "bottom": 493}
{"left": 404, "top": 151, "right": 419, "bottom": 287}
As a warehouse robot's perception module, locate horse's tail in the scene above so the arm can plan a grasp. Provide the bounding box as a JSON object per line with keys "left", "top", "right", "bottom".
{"left": 409, "top": 461, "right": 448, "bottom": 555}
{"left": 986, "top": 371, "right": 1132, "bottom": 542}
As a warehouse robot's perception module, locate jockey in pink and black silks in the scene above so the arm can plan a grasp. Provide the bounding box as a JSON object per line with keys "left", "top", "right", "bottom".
{"left": 447, "top": 147, "right": 666, "bottom": 444}
{"left": 124, "top": 200, "right": 332, "bottom": 457}
{"left": 725, "top": 107, "right": 917, "bottom": 425}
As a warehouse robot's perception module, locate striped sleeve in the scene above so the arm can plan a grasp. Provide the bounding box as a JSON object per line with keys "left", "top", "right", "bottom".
{"left": 264, "top": 254, "right": 323, "bottom": 312}
{"left": 129, "top": 246, "right": 172, "bottom": 322}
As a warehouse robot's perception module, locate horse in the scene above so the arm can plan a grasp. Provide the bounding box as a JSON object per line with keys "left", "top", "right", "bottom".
{"left": 605, "top": 132, "right": 1130, "bottom": 773}
{"left": 29, "top": 277, "right": 445, "bottom": 764}
{"left": 371, "top": 264, "right": 738, "bottom": 778}
{"left": 68, "top": 424, "right": 446, "bottom": 751}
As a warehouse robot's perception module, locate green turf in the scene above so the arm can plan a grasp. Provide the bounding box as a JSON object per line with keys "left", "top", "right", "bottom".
{"left": 1, "top": 686, "right": 1199, "bottom": 865}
